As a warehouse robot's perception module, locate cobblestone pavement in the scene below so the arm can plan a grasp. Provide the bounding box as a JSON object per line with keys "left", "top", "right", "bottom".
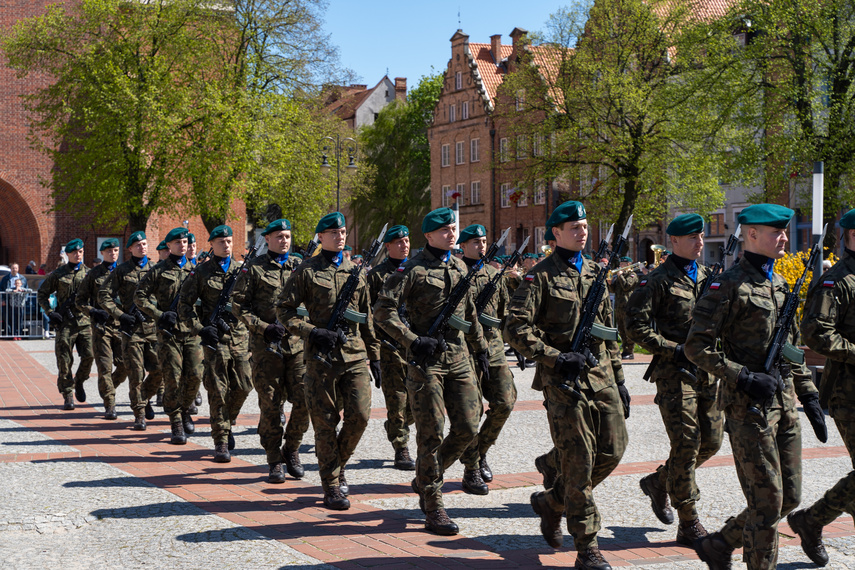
{"left": 2, "top": 339, "right": 854, "bottom": 568}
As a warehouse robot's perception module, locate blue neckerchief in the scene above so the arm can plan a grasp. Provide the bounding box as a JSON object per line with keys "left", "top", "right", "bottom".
{"left": 190, "top": 257, "right": 197, "bottom": 266}
{"left": 219, "top": 256, "right": 231, "bottom": 272}
{"left": 443, "top": 251, "right": 451, "bottom": 263}
{"left": 684, "top": 260, "right": 698, "bottom": 283}
{"left": 177, "top": 255, "right": 187, "bottom": 268}
{"left": 762, "top": 258, "right": 774, "bottom": 281}
{"left": 137, "top": 256, "right": 148, "bottom": 267}
{"left": 332, "top": 251, "right": 343, "bottom": 267}
{"left": 108, "top": 262, "right": 117, "bottom": 272}
{"left": 275, "top": 252, "right": 289, "bottom": 264}
{"left": 570, "top": 250, "right": 583, "bottom": 273}
{"left": 73, "top": 262, "right": 82, "bottom": 271}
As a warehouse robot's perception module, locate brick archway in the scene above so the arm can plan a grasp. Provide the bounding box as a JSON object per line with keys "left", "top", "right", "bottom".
{"left": 0, "top": 177, "right": 42, "bottom": 268}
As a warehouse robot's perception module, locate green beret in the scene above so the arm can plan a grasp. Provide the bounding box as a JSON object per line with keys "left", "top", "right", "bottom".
{"left": 316, "top": 212, "right": 346, "bottom": 233}
{"left": 422, "top": 207, "right": 455, "bottom": 233}
{"left": 262, "top": 218, "right": 291, "bottom": 236}
{"left": 352, "top": 254, "right": 363, "bottom": 260}
{"left": 620, "top": 256, "right": 632, "bottom": 263}
{"left": 667, "top": 213, "right": 705, "bottom": 236}
{"left": 343, "top": 245, "right": 353, "bottom": 252}
{"left": 583, "top": 253, "right": 592, "bottom": 260}
{"left": 187, "top": 233, "right": 196, "bottom": 244}
{"left": 545, "top": 227, "right": 555, "bottom": 242}
{"left": 840, "top": 208, "right": 855, "bottom": 229}
{"left": 737, "top": 204, "right": 794, "bottom": 229}
{"left": 156, "top": 240, "right": 167, "bottom": 251}
{"left": 663, "top": 250, "right": 672, "bottom": 256}
{"left": 384, "top": 225, "right": 410, "bottom": 243}
{"left": 99, "top": 238, "right": 119, "bottom": 251}
{"left": 524, "top": 253, "right": 538, "bottom": 259}
{"left": 126, "top": 231, "right": 146, "bottom": 249}
{"left": 291, "top": 252, "right": 303, "bottom": 260}
{"left": 538, "top": 253, "right": 545, "bottom": 258}
{"left": 456, "top": 224, "right": 487, "bottom": 244}
{"left": 165, "top": 227, "right": 189, "bottom": 243}
{"left": 64, "top": 238, "right": 84, "bottom": 253}
{"left": 208, "top": 225, "right": 233, "bottom": 240}
{"left": 546, "top": 201, "right": 586, "bottom": 228}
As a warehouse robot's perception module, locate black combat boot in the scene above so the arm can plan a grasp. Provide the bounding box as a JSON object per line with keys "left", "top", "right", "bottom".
{"left": 530, "top": 491, "right": 563, "bottom": 548}
{"left": 169, "top": 415, "right": 187, "bottom": 445}
{"left": 133, "top": 410, "right": 146, "bottom": 431}
{"left": 425, "top": 508, "right": 458, "bottom": 535}
{"left": 104, "top": 405, "right": 117, "bottom": 421}
{"left": 186, "top": 403, "right": 198, "bottom": 415}
{"left": 479, "top": 454, "right": 493, "bottom": 482}
{"left": 74, "top": 379, "right": 86, "bottom": 403}
{"left": 788, "top": 509, "right": 829, "bottom": 567}
{"left": 339, "top": 468, "right": 349, "bottom": 496}
{"left": 323, "top": 485, "right": 350, "bottom": 510}
{"left": 640, "top": 472, "right": 674, "bottom": 524}
{"left": 575, "top": 546, "right": 612, "bottom": 570}
{"left": 535, "top": 453, "right": 557, "bottom": 490}
{"left": 268, "top": 463, "right": 286, "bottom": 484}
{"left": 194, "top": 391, "right": 203, "bottom": 406}
{"left": 462, "top": 467, "right": 489, "bottom": 495}
{"left": 213, "top": 442, "right": 231, "bottom": 463}
{"left": 282, "top": 445, "right": 304, "bottom": 478}
{"left": 394, "top": 447, "right": 416, "bottom": 471}
{"left": 181, "top": 410, "right": 195, "bottom": 434}
{"left": 63, "top": 392, "right": 75, "bottom": 410}
{"left": 694, "top": 532, "right": 733, "bottom": 570}
{"left": 677, "top": 518, "right": 708, "bottom": 547}
{"left": 144, "top": 401, "right": 155, "bottom": 420}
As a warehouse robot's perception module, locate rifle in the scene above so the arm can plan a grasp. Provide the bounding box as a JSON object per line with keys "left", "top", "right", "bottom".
{"left": 55, "top": 286, "right": 80, "bottom": 331}
{"left": 119, "top": 303, "right": 147, "bottom": 338}
{"left": 159, "top": 255, "right": 196, "bottom": 339}
{"left": 748, "top": 223, "right": 826, "bottom": 420}
{"left": 312, "top": 224, "right": 388, "bottom": 367}
{"left": 409, "top": 227, "right": 510, "bottom": 374}
{"left": 560, "top": 216, "right": 633, "bottom": 399}
{"left": 642, "top": 225, "right": 742, "bottom": 382}
{"left": 201, "top": 235, "right": 265, "bottom": 351}
{"left": 267, "top": 235, "right": 319, "bottom": 358}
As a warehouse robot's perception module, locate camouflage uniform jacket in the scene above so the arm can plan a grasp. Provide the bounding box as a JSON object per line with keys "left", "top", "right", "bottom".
{"left": 75, "top": 262, "right": 116, "bottom": 325}
{"left": 625, "top": 257, "right": 710, "bottom": 378}
{"left": 504, "top": 254, "right": 624, "bottom": 392}
{"left": 99, "top": 257, "right": 157, "bottom": 338}
{"left": 277, "top": 253, "right": 380, "bottom": 363}
{"left": 178, "top": 257, "right": 248, "bottom": 349}
{"left": 38, "top": 263, "right": 90, "bottom": 325}
{"left": 232, "top": 252, "right": 303, "bottom": 355}
{"left": 685, "top": 259, "right": 817, "bottom": 412}
{"left": 374, "top": 247, "right": 488, "bottom": 364}
{"left": 367, "top": 257, "right": 406, "bottom": 354}
{"left": 134, "top": 257, "right": 195, "bottom": 335}
{"left": 801, "top": 250, "right": 855, "bottom": 413}
{"left": 471, "top": 262, "right": 510, "bottom": 351}
{"left": 612, "top": 269, "right": 639, "bottom": 312}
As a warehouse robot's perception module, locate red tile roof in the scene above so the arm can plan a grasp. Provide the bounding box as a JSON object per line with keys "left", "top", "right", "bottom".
{"left": 468, "top": 43, "right": 514, "bottom": 106}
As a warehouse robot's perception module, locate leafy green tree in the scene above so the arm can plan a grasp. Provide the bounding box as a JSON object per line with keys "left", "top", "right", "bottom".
{"left": 350, "top": 72, "right": 443, "bottom": 248}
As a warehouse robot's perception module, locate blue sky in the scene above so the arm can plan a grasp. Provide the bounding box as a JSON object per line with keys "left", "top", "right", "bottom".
{"left": 323, "top": 0, "right": 564, "bottom": 89}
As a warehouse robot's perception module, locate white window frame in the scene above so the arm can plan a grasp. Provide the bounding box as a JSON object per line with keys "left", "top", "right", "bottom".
{"left": 500, "top": 183, "right": 512, "bottom": 208}
{"left": 533, "top": 134, "right": 545, "bottom": 157}
{"left": 456, "top": 183, "right": 466, "bottom": 206}
{"left": 441, "top": 144, "right": 450, "bottom": 167}
{"left": 455, "top": 71, "right": 462, "bottom": 90}
{"left": 535, "top": 226, "right": 546, "bottom": 246}
{"left": 516, "top": 135, "right": 527, "bottom": 159}
{"left": 462, "top": 101, "right": 469, "bottom": 120}
{"left": 449, "top": 104, "right": 456, "bottom": 122}
{"left": 471, "top": 180, "right": 481, "bottom": 205}
{"left": 517, "top": 186, "right": 528, "bottom": 207}
{"left": 534, "top": 179, "right": 546, "bottom": 205}
{"left": 455, "top": 141, "right": 465, "bottom": 164}
{"left": 470, "top": 138, "right": 480, "bottom": 162}
{"left": 515, "top": 89, "right": 525, "bottom": 111}
{"left": 441, "top": 185, "right": 451, "bottom": 207}
{"left": 499, "top": 138, "right": 509, "bottom": 162}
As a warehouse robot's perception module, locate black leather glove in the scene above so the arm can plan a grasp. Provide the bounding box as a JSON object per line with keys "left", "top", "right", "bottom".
{"left": 158, "top": 311, "right": 178, "bottom": 330}
{"left": 264, "top": 321, "right": 286, "bottom": 344}
{"left": 513, "top": 348, "right": 527, "bottom": 371}
{"left": 134, "top": 311, "right": 145, "bottom": 325}
{"left": 555, "top": 352, "right": 587, "bottom": 377}
{"left": 214, "top": 317, "right": 230, "bottom": 335}
{"left": 118, "top": 313, "right": 136, "bottom": 329}
{"left": 309, "top": 327, "right": 340, "bottom": 353}
{"left": 369, "top": 360, "right": 382, "bottom": 388}
{"left": 617, "top": 381, "right": 631, "bottom": 419}
{"left": 475, "top": 350, "right": 491, "bottom": 381}
{"left": 799, "top": 393, "right": 828, "bottom": 443}
{"left": 89, "top": 308, "right": 109, "bottom": 325}
{"left": 48, "top": 311, "right": 63, "bottom": 327}
{"left": 736, "top": 367, "right": 779, "bottom": 402}
{"left": 674, "top": 344, "right": 691, "bottom": 367}
{"left": 411, "top": 336, "right": 440, "bottom": 360}
{"left": 200, "top": 325, "right": 220, "bottom": 347}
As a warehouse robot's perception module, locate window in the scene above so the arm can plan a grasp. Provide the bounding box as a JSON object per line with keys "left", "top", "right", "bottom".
{"left": 455, "top": 141, "right": 465, "bottom": 164}
{"left": 535, "top": 226, "right": 546, "bottom": 246}
{"left": 470, "top": 138, "right": 480, "bottom": 162}
{"left": 516, "top": 135, "right": 528, "bottom": 159}
{"left": 455, "top": 71, "right": 462, "bottom": 90}
{"left": 533, "top": 134, "right": 545, "bottom": 157}
{"left": 499, "top": 138, "right": 509, "bottom": 162}
{"left": 500, "top": 183, "right": 512, "bottom": 208}
{"left": 462, "top": 101, "right": 469, "bottom": 120}
{"left": 709, "top": 213, "right": 725, "bottom": 236}
{"left": 449, "top": 104, "right": 456, "bottom": 122}
{"left": 471, "top": 181, "right": 481, "bottom": 204}
{"left": 441, "top": 144, "right": 450, "bottom": 167}
{"left": 441, "top": 185, "right": 451, "bottom": 207}
{"left": 515, "top": 89, "right": 525, "bottom": 111}
{"left": 456, "top": 183, "right": 466, "bottom": 206}
{"left": 534, "top": 179, "right": 546, "bottom": 205}
{"left": 517, "top": 187, "right": 528, "bottom": 207}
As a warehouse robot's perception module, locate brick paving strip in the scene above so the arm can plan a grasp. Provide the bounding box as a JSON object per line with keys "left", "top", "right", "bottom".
{"left": 0, "top": 341, "right": 849, "bottom": 568}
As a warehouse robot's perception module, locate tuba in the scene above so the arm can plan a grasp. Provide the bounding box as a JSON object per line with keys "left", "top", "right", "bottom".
{"left": 541, "top": 244, "right": 553, "bottom": 256}
{"left": 651, "top": 244, "right": 667, "bottom": 267}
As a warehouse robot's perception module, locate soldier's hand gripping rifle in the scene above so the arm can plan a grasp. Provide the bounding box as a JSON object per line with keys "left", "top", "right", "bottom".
{"left": 312, "top": 225, "right": 388, "bottom": 368}
{"left": 409, "top": 227, "right": 510, "bottom": 374}
{"left": 119, "top": 302, "right": 147, "bottom": 337}
{"left": 54, "top": 286, "right": 80, "bottom": 331}
{"left": 642, "top": 225, "right": 742, "bottom": 383}
{"left": 159, "top": 255, "right": 199, "bottom": 339}
{"left": 747, "top": 223, "right": 826, "bottom": 420}
{"left": 267, "top": 235, "right": 319, "bottom": 358}
{"left": 201, "top": 236, "right": 265, "bottom": 351}
{"left": 559, "top": 216, "right": 633, "bottom": 399}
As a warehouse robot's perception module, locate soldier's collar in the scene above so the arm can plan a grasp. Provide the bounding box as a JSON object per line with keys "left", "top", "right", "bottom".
{"left": 425, "top": 244, "right": 451, "bottom": 263}
{"left": 132, "top": 255, "right": 148, "bottom": 268}
{"left": 388, "top": 256, "right": 406, "bottom": 268}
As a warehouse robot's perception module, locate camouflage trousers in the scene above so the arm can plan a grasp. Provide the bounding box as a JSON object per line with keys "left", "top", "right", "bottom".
{"left": 122, "top": 335, "right": 163, "bottom": 411}
{"left": 92, "top": 324, "right": 127, "bottom": 408}
{"left": 305, "top": 357, "right": 371, "bottom": 488}
{"left": 542, "top": 382, "right": 628, "bottom": 551}
{"left": 202, "top": 343, "right": 252, "bottom": 445}
{"left": 719, "top": 405, "right": 802, "bottom": 570}
{"left": 157, "top": 332, "right": 203, "bottom": 420}
{"left": 806, "top": 412, "right": 855, "bottom": 526}
{"left": 251, "top": 344, "right": 309, "bottom": 465}
{"left": 379, "top": 346, "right": 414, "bottom": 451}
{"left": 652, "top": 374, "right": 723, "bottom": 521}
{"left": 407, "top": 356, "right": 481, "bottom": 512}
{"left": 617, "top": 315, "right": 634, "bottom": 354}
{"left": 460, "top": 345, "right": 517, "bottom": 469}
{"left": 55, "top": 322, "right": 94, "bottom": 395}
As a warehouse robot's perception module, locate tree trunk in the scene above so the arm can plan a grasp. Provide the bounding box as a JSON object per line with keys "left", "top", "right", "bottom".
{"left": 127, "top": 211, "right": 148, "bottom": 234}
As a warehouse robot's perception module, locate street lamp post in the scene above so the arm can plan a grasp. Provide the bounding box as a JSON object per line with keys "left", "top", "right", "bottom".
{"left": 319, "top": 135, "right": 358, "bottom": 212}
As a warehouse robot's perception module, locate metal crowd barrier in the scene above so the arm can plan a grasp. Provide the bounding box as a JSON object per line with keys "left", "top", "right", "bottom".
{"left": 0, "top": 290, "right": 46, "bottom": 339}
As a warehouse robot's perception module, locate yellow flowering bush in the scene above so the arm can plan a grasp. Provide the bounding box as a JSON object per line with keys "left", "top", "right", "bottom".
{"left": 776, "top": 251, "right": 838, "bottom": 321}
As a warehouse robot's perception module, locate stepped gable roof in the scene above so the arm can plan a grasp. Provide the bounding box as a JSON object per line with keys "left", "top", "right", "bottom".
{"left": 466, "top": 42, "right": 513, "bottom": 111}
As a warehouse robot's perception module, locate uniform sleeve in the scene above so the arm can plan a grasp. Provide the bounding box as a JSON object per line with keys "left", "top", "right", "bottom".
{"left": 231, "top": 266, "right": 265, "bottom": 336}
{"left": 99, "top": 271, "right": 123, "bottom": 319}
{"left": 599, "top": 287, "right": 625, "bottom": 384}
{"left": 801, "top": 281, "right": 855, "bottom": 364}
{"left": 277, "top": 268, "right": 315, "bottom": 339}
{"left": 625, "top": 278, "right": 676, "bottom": 354}
{"left": 685, "top": 283, "right": 742, "bottom": 385}
{"left": 134, "top": 267, "right": 162, "bottom": 320}
{"left": 464, "top": 287, "right": 488, "bottom": 354}
{"left": 358, "top": 275, "right": 381, "bottom": 361}
{"left": 74, "top": 272, "right": 95, "bottom": 314}
{"left": 37, "top": 272, "right": 58, "bottom": 314}
{"left": 375, "top": 268, "right": 419, "bottom": 349}
{"left": 789, "top": 314, "right": 818, "bottom": 397}
{"left": 178, "top": 270, "right": 203, "bottom": 334}
{"left": 504, "top": 273, "right": 562, "bottom": 368}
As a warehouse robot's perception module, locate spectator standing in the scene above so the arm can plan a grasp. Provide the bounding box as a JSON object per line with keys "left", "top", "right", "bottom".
{"left": 25, "top": 261, "right": 37, "bottom": 275}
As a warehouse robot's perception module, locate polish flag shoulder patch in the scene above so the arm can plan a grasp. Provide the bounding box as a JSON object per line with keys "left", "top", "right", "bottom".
{"left": 525, "top": 274, "right": 535, "bottom": 282}
{"left": 639, "top": 280, "right": 647, "bottom": 287}
{"left": 396, "top": 266, "right": 405, "bottom": 272}
{"left": 823, "top": 279, "right": 835, "bottom": 288}
{"left": 709, "top": 282, "right": 721, "bottom": 290}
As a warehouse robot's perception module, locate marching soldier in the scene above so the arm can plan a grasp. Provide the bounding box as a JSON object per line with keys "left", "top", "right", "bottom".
{"left": 611, "top": 255, "right": 639, "bottom": 359}
{"left": 38, "top": 238, "right": 95, "bottom": 410}
{"left": 366, "top": 224, "right": 416, "bottom": 471}
{"left": 232, "top": 218, "right": 310, "bottom": 483}
{"left": 134, "top": 227, "right": 202, "bottom": 445}
{"left": 99, "top": 232, "right": 163, "bottom": 429}
{"left": 505, "top": 201, "right": 629, "bottom": 570}
{"left": 75, "top": 238, "right": 127, "bottom": 419}
{"left": 186, "top": 232, "right": 204, "bottom": 410}
{"left": 787, "top": 208, "right": 855, "bottom": 568}
{"left": 375, "top": 207, "right": 491, "bottom": 535}
{"left": 457, "top": 223, "right": 516, "bottom": 494}
{"left": 624, "top": 213, "right": 723, "bottom": 545}
{"left": 179, "top": 225, "right": 252, "bottom": 463}
{"left": 685, "top": 204, "right": 826, "bottom": 570}
{"left": 277, "top": 212, "right": 380, "bottom": 510}
{"left": 156, "top": 240, "right": 169, "bottom": 262}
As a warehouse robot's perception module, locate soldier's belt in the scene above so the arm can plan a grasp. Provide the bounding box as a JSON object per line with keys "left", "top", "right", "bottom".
{"left": 478, "top": 313, "right": 502, "bottom": 328}
{"left": 783, "top": 342, "right": 805, "bottom": 365}
{"left": 591, "top": 323, "right": 619, "bottom": 342}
